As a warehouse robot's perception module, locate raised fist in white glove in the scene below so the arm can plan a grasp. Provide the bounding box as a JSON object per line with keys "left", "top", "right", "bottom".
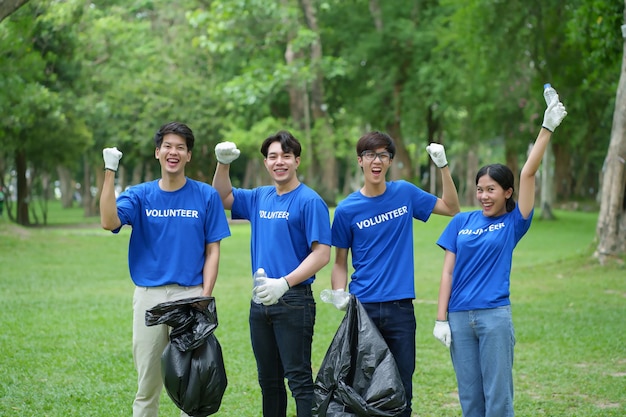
{"left": 215, "top": 141, "right": 241, "bottom": 164}
{"left": 254, "top": 277, "right": 290, "bottom": 306}
{"left": 433, "top": 320, "right": 452, "bottom": 348}
{"left": 542, "top": 95, "right": 567, "bottom": 132}
{"left": 426, "top": 143, "right": 448, "bottom": 168}
{"left": 103, "top": 147, "right": 123, "bottom": 172}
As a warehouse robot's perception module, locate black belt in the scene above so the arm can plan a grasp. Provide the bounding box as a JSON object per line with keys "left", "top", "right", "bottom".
{"left": 289, "top": 284, "right": 312, "bottom": 294}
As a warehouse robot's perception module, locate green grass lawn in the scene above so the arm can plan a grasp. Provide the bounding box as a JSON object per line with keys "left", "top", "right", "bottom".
{"left": 0, "top": 205, "right": 624, "bottom": 416}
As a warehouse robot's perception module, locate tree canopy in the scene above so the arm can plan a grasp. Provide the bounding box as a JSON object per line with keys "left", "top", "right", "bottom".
{"left": 0, "top": 0, "right": 624, "bottom": 260}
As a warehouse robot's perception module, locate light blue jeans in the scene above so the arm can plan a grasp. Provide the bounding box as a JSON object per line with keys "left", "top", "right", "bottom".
{"left": 448, "top": 306, "right": 515, "bottom": 417}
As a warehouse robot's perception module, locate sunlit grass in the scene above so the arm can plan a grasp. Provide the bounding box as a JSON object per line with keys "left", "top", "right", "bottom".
{"left": 0, "top": 206, "right": 624, "bottom": 416}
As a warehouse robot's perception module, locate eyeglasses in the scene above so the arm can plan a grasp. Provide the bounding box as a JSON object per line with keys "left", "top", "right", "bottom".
{"left": 360, "top": 150, "right": 392, "bottom": 163}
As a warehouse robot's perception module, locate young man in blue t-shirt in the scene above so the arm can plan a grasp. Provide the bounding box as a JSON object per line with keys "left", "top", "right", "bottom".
{"left": 100, "top": 121, "right": 231, "bottom": 417}
{"left": 212, "top": 131, "right": 331, "bottom": 417}
{"left": 329, "top": 131, "right": 460, "bottom": 417}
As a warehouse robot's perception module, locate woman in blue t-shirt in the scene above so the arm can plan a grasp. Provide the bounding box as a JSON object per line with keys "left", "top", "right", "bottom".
{"left": 433, "top": 94, "right": 567, "bottom": 417}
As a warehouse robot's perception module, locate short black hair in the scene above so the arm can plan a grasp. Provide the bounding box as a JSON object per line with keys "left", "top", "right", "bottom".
{"left": 356, "top": 131, "right": 396, "bottom": 159}
{"left": 260, "top": 130, "right": 302, "bottom": 157}
{"left": 154, "top": 122, "right": 195, "bottom": 151}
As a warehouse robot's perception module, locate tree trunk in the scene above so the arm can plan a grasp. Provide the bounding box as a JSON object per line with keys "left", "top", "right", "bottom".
{"left": 369, "top": 1, "right": 412, "bottom": 182}
{"left": 283, "top": 1, "right": 313, "bottom": 184}
{"left": 553, "top": 142, "right": 573, "bottom": 201}
{"left": 425, "top": 103, "right": 444, "bottom": 193}
{"left": 464, "top": 147, "right": 479, "bottom": 207}
{"left": 243, "top": 158, "right": 270, "bottom": 189}
{"left": 594, "top": 14, "right": 626, "bottom": 264}
{"left": 505, "top": 145, "right": 520, "bottom": 201}
{"left": 540, "top": 142, "right": 556, "bottom": 220}
{"left": 285, "top": 45, "right": 306, "bottom": 130}
{"left": 386, "top": 120, "right": 412, "bottom": 181}
{"left": 82, "top": 155, "right": 96, "bottom": 217}
{"left": 369, "top": 0, "right": 383, "bottom": 31}
{"left": 300, "top": 0, "right": 337, "bottom": 202}
{"left": 132, "top": 163, "right": 142, "bottom": 188}
{"left": 385, "top": 80, "right": 414, "bottom": 181}
{"left": 0, "top": 0, "right": 29, "bottom": 23}
{"left": 342, "top": 154, "right": 360, "bottom": 195}
{"left": 57, "top": 165, "right": 74, "bottom": 208}
{"left": 15, "top": 148, "right": 29, "bottom": 225}
{"left": 95, "top": 164, "right": 104, "bottom": 216}
{"left": 40, "top": 171, "right": 51, "bottom": 225}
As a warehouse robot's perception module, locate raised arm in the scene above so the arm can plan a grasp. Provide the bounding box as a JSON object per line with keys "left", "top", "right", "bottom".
{"left": 518, "top": 96, "right": 567, "bottom": 218}
{"left": 212, "top": 163, "right": 235, "bottom": 210}
{"left": 212, "top": 141, "right": 241, "bottom": 210}
{"left": 426, "top": 143, "right": 461, "bottom": 216}
{"left": 100, "top": 147, "right": 123, "bottom": 230}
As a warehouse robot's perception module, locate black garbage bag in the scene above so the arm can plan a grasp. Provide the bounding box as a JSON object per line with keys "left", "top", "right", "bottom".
{"left": 313, "top": 295, "right": 406, "bottom": 417}
{"left": 145, "top": 296, "right": 227, "bottom": 417}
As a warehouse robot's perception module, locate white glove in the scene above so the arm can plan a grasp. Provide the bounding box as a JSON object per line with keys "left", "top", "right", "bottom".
{"left": 329, "top": 289, "right": 350, "bottom": 311}
{"left": 103, "top": 147, "right": 123, "bottom": 171}
{"left": 254, "top": 277, "right": 290, "bottom": 306}
{"left": 426, "top": 143, "right": 448, "bottom": 168}
{"left": 542, "top": 95, "right": 567, "bottom": 132}
{"left": 215, "top": 141, "right": 241, "bottom": 164}
{"left": 433, "top": 320, "right": 451, "bottom": 348}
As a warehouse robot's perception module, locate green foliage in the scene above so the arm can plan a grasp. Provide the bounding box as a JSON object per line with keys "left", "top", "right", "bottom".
{"left": 433, "top": 0, "right": 621, "bottom": 201}
{"left": 567, "top": 1, "right": 624, "bottom": 78}
{"left": 0, "top": 0, "right": 94, "bottom": 224}
{"left": 71, "top": 0, "right": 230, "bottom": 181}
{"left": 0, "top": 0, "right": 623, "bottom": 222}
{"left": 222, "top": 117, "right": 295, "bottom": 152}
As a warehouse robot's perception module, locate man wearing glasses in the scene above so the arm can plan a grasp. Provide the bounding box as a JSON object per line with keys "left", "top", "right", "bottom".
{"left": 329, "top": 130, "right": 460, "bottom": 417}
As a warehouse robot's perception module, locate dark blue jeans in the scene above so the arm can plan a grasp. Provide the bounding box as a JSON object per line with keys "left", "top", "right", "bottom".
{"left": 362, "top": 299, "right": 415, "bottom": 417}
{"left": 250, "top": 284, "right": 315, "bottom": 417}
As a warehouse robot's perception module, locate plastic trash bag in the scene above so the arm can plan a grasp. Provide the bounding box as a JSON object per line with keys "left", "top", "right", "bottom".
{"left": 145, "top": 296, "right": 227, "bottom": 417}
{"left": 313, "top": 294, "right": 406, "bottom": 417}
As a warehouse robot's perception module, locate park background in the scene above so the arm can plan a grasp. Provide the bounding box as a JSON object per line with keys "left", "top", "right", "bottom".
{"left": 0, "top": 0, "right": 625, "bottom": 416}
{"left": 0, "top": 1, "right": 625, "bottom": 262}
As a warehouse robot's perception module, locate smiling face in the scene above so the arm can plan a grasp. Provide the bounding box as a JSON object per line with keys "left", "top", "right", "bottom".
{"left": 476, "top": 174, "right": 513, "bottom": 217}
{"left": 355, "top": 131, "right": 396, "bottom": 196}
{"left": 264, "top": 140, "right": 300, "bottom": 189}
{"left": 155, "top": 133, "right": 191, "bottom": 176}
{"left": 359, "top": 146, "right": 392, "bottom": 188}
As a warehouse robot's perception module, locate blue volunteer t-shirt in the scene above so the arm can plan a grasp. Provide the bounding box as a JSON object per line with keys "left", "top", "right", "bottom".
{"left": 436, "top": 206, "right": 533, "bottom": 312}
{"left": 231, "top": 183, "right": 331, "bottom": 285}
{"left": 332, "top": 181, "right": 437, "bottom": 303}
{"left": 115, "top": 179, "right": 231, "bottom": 287}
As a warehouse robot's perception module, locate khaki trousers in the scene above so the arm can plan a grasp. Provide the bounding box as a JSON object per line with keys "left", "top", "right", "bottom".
{"left": 131, "top": 284, "right": 202, "bottom": 417}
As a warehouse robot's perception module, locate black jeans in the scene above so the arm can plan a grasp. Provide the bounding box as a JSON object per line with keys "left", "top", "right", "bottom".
{"left": 250, "top": 285, "right": 316, "bottom": 417}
